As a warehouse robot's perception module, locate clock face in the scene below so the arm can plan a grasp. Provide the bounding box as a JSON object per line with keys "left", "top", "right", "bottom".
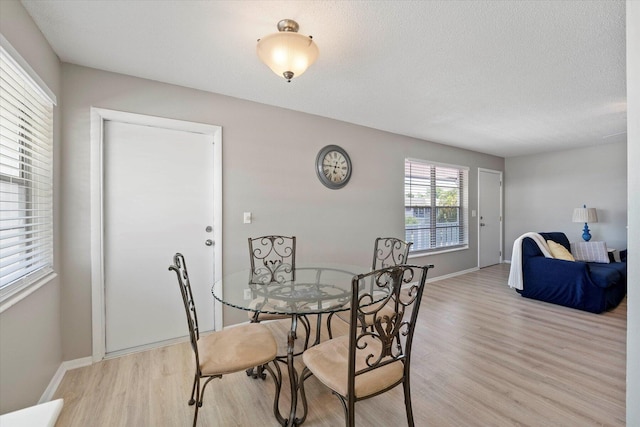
{"left": 322, "top": 151, "right": 348, "bottom": 183}
{"left": 316, "top": 145, "right": 352, "bottom": 189}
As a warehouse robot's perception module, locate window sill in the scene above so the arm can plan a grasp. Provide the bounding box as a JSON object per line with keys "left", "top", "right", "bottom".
{"left": 0, "top": 272, "right": 58, "bottom": 314}
{"left": 408, "top": 245, "right": 469, "bottom": 259}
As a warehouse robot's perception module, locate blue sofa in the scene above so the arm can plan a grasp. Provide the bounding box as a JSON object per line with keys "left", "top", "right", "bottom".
{"left": 518, "top": 232, "right": 627, "bottom": 313}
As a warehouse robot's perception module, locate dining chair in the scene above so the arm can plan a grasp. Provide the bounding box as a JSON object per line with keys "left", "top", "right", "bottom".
{"left": 247, "top": 235, "right": 310, "bottom": 377}
{"left": 327, "top": 237, "right": 413, "bottom": 338}
{"left": 372, "top": 237, "right": 413, "bottom": 269}
{"left": 248, "top": 235, "right": 296, "bottom": 284}
{"left": 299, "top": 264, "right": 433, "bottom": 427}
{"left": 168, "top": 253, "right": 282, "bottom": 427}
{"left": 363, "top": 236, "right": 414, "bottom": 327}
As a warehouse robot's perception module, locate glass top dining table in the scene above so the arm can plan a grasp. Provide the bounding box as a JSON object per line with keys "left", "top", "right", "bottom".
{"left": 212, "top": 263, "right": 388, "bottom": 427}
{"left": 212, "top": 263, "right": 378, "bottom": 316}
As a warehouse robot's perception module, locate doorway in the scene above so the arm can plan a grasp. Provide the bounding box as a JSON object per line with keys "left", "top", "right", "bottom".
{"left": 478, "top": 169, "right": 503, "bottom": 268}
{"left": 90, "top": 109, "right": 223, "bottom": 359}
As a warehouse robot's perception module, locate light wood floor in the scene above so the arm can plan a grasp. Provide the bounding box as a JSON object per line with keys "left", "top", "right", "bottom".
{"left": 53, "top": 264, "right": 626, "bottom": 426}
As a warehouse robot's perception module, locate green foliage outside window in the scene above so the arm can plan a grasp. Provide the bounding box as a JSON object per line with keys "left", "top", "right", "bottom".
{"left": 405, "top": 216, "right": 419, "bottom": 225}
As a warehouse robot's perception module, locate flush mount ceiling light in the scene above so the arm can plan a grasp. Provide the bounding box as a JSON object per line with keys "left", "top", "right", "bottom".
{"left": 257, "top": 19, "right": 319, "bottom": 82}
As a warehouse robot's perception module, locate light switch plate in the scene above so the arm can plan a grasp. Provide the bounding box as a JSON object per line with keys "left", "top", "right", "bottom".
{"left": 243, "top": 212, "right": 252, "bottom": 224}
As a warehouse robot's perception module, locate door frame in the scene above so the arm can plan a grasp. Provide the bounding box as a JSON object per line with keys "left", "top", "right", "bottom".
{"left": 90, "top": 108, "right": 223, "bottom": 362}
{"left": 477, "top": 168, "right": 503, "bottom": 268}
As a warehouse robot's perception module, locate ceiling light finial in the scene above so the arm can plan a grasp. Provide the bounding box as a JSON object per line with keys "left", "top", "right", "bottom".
{"left": 277, "top": 19, "right": 299, "bottom": 33}
{"left": 257, "top": 19, "right": 319, "bottom": 82}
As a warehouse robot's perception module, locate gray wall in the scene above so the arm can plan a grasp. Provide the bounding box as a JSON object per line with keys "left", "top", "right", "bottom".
{"left": 0, "top": 0, "right": 63, "bottom": 413}
{"left": 626, "top": 1, "right": 639, "bottom": 425}
{"left": 504, "top": 141, "right": 627, "bottom": 260}
{"left": 60, "top": 63, "right": 504, "bottom": 359}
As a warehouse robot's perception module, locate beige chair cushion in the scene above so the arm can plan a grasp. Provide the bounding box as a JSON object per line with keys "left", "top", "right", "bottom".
{"left": 198, "top": 323, "right": 277, "bottom": 376}
{"left": 302, "top": 335, "right": 404, "bottom": 398}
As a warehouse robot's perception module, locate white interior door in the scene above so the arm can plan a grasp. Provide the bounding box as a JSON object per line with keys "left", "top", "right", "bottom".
{"left": 104, "top": 120, "right": 215, "bottom": 354}
{"left": 478, "top": 169, "right": 503, "bottom": 268}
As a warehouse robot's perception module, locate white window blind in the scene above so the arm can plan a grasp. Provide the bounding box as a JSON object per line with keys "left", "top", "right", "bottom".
{"left": 404, "top": 159, "right": 468, "bottom": 253}
{"left": 0, "top": 43, "right": 54, "bottom": 294}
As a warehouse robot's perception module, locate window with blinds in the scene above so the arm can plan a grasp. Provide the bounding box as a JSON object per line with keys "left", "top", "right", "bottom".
{"left": 404, "top": 159, "right": 469, "bottom": 253}
{"left": 0, "top": 43, "right": 55, "bottom": 296}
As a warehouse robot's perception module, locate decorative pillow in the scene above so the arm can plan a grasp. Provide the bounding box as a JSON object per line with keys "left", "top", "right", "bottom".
{"left": 570, "top": 241, "right": 610, "bottom": 263}
{"left": 547, "top": 240, "right": 575, "bottom": 261}
{"left": 608, "top": 249, "right": 622, "bottom": 263}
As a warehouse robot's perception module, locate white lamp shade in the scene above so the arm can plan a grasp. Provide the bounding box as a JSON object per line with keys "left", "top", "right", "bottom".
{"left": 257, "top": 32, "right": 319, "bottom": 79}
{"left": 572, "top": 207, "right": 598, "bottom": 223}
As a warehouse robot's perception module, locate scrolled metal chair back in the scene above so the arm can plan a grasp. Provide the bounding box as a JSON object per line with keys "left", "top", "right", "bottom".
{"left": 248, "top": 235, "right": 296, "bottom": 283}
{"left": 348, "top": 264, "right": 432, "bottom": 392}
{"left": 168, "top": 253, "right": 200, "bottom": 363}
{"left": 372, "top": 237, "right": 413, "bottom": 270}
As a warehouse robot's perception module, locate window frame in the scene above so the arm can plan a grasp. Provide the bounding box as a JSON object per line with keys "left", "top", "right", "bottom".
{"left": 0, "top": 35, "right": 57, "bottom": 311}
{"left": 404, "top": 158, "right": 469, "bottom": 255}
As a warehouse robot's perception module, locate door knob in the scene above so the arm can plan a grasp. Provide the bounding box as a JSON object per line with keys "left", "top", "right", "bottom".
{"left": 205, "top": 239, "right": 214, "bottom": 246}
{"left": 480, "top": 223, "right": 486, "bottom": 227}
{"left": 205, "top": 226, "right": 213, "bottom": 233}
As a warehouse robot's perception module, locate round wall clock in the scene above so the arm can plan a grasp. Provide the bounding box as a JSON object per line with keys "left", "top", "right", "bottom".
{"left": 316, "top": 145, "right": 352, "bottom": 189}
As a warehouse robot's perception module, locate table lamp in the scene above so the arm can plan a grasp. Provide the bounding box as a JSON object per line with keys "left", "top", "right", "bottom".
{"left": 572, "top": 204, "right": 598, "bottom": 241}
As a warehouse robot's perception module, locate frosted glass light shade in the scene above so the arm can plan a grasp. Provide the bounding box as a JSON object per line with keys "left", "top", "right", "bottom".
{"left": 572, "top": 207, "right": 598, "bottom": 223}
{"left": 257, "top": 29, "right": 319, "bottom": 81}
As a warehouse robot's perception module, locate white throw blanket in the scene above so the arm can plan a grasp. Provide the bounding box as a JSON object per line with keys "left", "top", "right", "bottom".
{"left": 508, "top": 232, "right": 553, "bottom": 290}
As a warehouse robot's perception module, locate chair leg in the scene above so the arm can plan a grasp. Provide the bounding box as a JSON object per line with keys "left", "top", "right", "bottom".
{"left": 326, "top": 312, "right": 335, "bottom": 339}
{"left": 300, "top": 315, "right": 311, "bottom": 349}
{"left": 264, "top": 360, "right": 286, "bottom": 426}
{"left": 331, "top": 391, "right": 351, "bottom": 427}
{"left": 247, "top": 364, "right": 266, "bottom": 380}
{"left": 189, "top": 372, "right": 198, "bottom": 405}
{"left": 246, "top": 315, "right": 268, "bottom": 379}
{"left": 347, "top": 397, "right": 355, "bottom": 427}
{"left": 192, "top": 400, "right": 199, "bottom": 427}
{"left": 246, "top": 364, "right": 265, "bottom": 379}
{"left": 403, "top": 378, "right": 415, "bottom": 427}
{"left": 192, "top": 376, "right": 216, "bottom": 426}
{"left": 192, "top": 376, "right": 200, "bottom": 427}
{"left": 297, "top": 366, "right": 315, "bottom": 425}
{"left": 327, "top": 310, "right": 352, "bottom": 339}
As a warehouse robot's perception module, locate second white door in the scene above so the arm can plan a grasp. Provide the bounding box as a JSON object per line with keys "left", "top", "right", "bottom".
{"left": 478, "top": 169, "right": 502, "bottom": 268}
{"left": 103, "top": 119, "right": 216, "bottom": 354}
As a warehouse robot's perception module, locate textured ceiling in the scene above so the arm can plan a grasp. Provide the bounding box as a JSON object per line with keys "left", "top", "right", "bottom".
{"left": 20, "top": 0, "right": 627, "bottom": 157}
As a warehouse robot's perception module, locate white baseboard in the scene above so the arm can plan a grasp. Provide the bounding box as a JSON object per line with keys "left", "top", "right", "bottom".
{"left": 503, "top": 259, "right": 512, "bottom": 264}
{"left": 104, "top": 336, "right": 190, "bottom": 360}
{"left": 426, "top": 266, "right": 479, "bottom": 283}
{"left": 39, "top": 356, "right": 92, "bottom": 404}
